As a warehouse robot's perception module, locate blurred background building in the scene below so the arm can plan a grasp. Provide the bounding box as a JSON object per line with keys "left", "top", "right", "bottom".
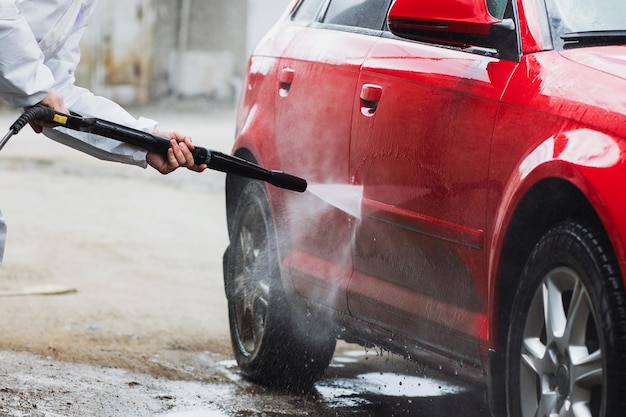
{"left": 74, "top": 0, "right": 291, "bottom": 106}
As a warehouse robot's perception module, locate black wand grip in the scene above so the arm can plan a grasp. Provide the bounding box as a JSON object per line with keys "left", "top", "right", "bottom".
{"left": 189, "top": 146, "right": 209, "bottom": 166}
{"left": 83, "top": 118, "right": 210, "bottom": 166}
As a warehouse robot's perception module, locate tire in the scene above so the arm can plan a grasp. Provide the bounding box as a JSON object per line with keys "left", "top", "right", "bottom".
{"left": 224, "top": 181, "right": 336, "bottom": 391}
{"left": 506, "top": 221, "right": 626, "bottom": 417}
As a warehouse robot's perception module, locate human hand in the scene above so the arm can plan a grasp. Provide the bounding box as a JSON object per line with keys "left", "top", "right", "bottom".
{"left": 146, "top": 131, "right": 208, "bottom": 174}
{"left": 28, "top": 90, "right": 68, "bottom": 133}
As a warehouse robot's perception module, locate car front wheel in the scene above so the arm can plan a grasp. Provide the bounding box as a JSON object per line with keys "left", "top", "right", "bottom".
{"left": 506, "top": 221, "right": 626, "bottom": 417}
{"left": 224, "top": 180, "right": 336, "bottom": 391}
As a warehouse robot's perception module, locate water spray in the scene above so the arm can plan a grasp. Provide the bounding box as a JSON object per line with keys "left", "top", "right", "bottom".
{"left": 0, "top": 105, "right": 307, "bottom": 193}
{"left": 307, "top": 184, "right": 363, "bottom": 218}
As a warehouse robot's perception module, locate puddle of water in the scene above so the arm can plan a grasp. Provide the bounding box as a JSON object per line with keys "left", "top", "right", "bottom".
{"left": 317, "top": 372, "right": 465, "bottom": 403}
{"left": 329, "top": 356, "right": 360, "bottom": 365}
{"left": 318, "top": 348, "right": 468, "bottom": 410}
{"left": 159, "top": 411, "right": 228, "bottom": 417}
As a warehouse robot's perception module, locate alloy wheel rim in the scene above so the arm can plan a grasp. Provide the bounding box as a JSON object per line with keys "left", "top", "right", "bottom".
{"left": 232, "top": 204, "right": 271, "bottom": 357}
{"left": 519, "top": 266, "right": 603, "bottom": 417}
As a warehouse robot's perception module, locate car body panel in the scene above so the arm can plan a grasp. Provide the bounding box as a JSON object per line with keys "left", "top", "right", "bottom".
{"left": 346, "top": 37, "right": 518, "bottom": 364}
{"left": 515, "top": 0, "right": 550, "bottom": 52}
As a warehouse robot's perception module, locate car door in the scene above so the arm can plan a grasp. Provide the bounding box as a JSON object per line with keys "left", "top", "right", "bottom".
{"left": 346, "top": 17, "right": 518, "bottom": 363}
{"left": 275, "top": 0, "right": 390, "bottom": 312}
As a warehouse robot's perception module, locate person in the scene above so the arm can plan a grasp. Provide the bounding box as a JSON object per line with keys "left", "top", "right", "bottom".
{"left": 0, "top": 0, "right": 207, "bottom": 265}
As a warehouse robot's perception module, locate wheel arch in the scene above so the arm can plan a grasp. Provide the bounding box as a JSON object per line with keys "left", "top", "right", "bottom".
{"left": 495, "top": 178, "right": 602, "bottom": 341}
{"left": 487, "top": 177, "right": 604, "bottom": 415}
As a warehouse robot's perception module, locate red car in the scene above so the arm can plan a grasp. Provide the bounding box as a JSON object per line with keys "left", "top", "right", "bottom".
{"left": 223, "top": 1, "right": 626, "bottom": 416}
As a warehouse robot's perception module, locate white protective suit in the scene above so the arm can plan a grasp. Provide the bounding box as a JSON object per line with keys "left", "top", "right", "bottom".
{"left": 0, "top": 0, "right": 158, "bottom": 265}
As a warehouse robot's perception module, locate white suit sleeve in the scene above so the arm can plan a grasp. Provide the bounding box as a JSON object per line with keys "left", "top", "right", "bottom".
{"left": 42, "top": 1, "right": 154, "bottom": 168}
{"left": 0, "top": 1, "right": 55, "bottom": 107}
{"left": 43, "top": 84, "right": 155, "bottom": 168}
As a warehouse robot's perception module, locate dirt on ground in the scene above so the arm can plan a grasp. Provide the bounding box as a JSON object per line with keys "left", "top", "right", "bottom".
{"left": 0, "top": 104, "right": 239, "bottom": 415}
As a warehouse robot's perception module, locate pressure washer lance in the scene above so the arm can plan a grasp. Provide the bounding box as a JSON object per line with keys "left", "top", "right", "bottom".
{"left": 0, "top": 105, "right": 307, "bottom": 192}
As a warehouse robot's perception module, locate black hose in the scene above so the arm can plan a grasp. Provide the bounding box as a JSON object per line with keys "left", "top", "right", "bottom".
{"left": 9, "top": 106, "right": 50, "bottom": 135}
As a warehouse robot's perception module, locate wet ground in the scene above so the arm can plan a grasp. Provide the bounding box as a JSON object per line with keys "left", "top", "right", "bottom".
{"left": 0, "top": 105, "right": 490, "bottom": 416}
{"left": 1, "top": 344, "right": 489, "bottom": 417}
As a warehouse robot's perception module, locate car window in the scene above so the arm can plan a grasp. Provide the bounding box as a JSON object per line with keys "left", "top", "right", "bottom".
{"left": 487, "top": 0, "right": 507, "bottom": 19}
{"left": 322, "top": 0, "right": 391, "bottom": 30}
{"left": 292, "top": 0, "right": 326, "bottom": 22}
{"left": 547, "top": 0, "right": 624, "bottom": 33}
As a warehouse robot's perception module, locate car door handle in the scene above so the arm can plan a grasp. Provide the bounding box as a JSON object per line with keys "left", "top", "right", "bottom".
{"left": 279, "top": 67, "right": 295, "bottom": 96}
{"left": 360, "top": 84, "right": 382, "bottom": 115}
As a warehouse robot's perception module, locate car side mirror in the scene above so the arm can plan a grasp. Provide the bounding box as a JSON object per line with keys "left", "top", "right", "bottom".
{"left": 387, "top": 0, "right": 516, "bottom": 57}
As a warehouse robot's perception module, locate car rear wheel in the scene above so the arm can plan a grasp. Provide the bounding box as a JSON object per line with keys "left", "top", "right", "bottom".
{"left": 224, "top": 180, "right": 336, "bottom": 391}
{"left": 506, "top": 221, "right": 626, "bottom": 417}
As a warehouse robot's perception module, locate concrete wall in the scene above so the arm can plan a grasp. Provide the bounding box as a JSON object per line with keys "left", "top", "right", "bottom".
{"left": 77, "top": 0, "right": 156, "bottom": 105}
{"left": 77, "top": 0, "right": 291, "bottom": 106}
